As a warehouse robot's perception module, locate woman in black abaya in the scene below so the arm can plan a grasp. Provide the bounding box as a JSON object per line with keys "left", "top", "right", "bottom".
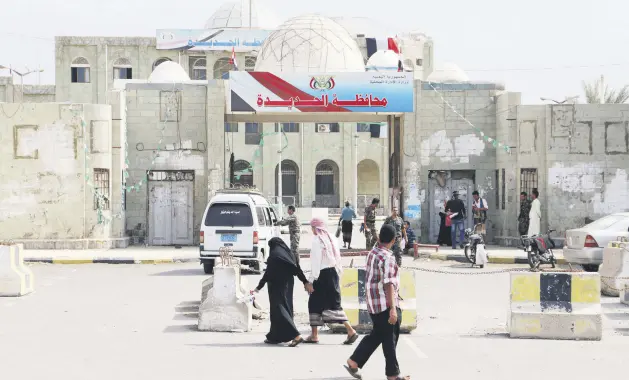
{"left": 251, "top": 237, "right": 313, "bottom": 347}
{"left": 437, "top": 200, "right": 452, "bottom": 247}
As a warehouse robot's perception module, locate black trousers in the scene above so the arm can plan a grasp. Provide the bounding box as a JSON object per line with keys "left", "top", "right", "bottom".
{"left": 350, "top": 307, "right": 402, "bottom": 377}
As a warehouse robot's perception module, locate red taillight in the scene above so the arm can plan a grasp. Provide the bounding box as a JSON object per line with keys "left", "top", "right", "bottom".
{"left": 200, "top": 231, "right": 204, "bottom": 244}
{"left": 584, "top": 235, "right": 598, "bottom": 248}
{"left": 253, "top": 231, "right": 259, "bottom": 244}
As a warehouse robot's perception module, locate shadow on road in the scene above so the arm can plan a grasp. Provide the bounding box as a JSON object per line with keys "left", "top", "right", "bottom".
{"left": 163, "top": 324, "right": 198, "bottom": 333}
{"left": 187, "top": 342, "right": 286, "bottom": 349}
{"left": 151, "top": 268, "right": 206, "bottom": 277}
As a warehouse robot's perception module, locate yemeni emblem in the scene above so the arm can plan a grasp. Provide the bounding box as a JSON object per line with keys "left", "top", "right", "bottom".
{"left": 309, "top": 76, "right": 335, "bottom": 91}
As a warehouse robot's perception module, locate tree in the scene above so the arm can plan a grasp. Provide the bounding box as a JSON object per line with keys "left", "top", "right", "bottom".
{"left": 582, "top": 77, "right": 629, "bottom": 104}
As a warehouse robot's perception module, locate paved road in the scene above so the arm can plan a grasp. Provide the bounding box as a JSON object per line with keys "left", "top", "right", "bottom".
{"left": 1, "top": 257, "right": 627, "bottom": 380}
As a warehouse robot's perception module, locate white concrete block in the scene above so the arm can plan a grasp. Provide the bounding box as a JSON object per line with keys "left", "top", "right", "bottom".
{"left": 198, "top": 265, "right": 252, "bottom": 332}
{"left": 599, "top": 242, "right": 629, "bottom": 297}
{"left": 621, "top": 284, "right": 629, "bottom": 306}
{"left": 509, "top": 312, "right": 602, "bottom": 340}
{"left": 0, "top": 244, "right": 34, "bottom": 297}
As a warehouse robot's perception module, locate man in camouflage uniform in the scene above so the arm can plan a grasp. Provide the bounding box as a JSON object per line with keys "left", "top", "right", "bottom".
{"left": 384, "top": 206, "right": 406, "bottom": 267}
{"left": 363, "top": 198, "right": 379, "bottom": 249}
{"left": 278, "top": 205, "right": 301, "bottom": 264}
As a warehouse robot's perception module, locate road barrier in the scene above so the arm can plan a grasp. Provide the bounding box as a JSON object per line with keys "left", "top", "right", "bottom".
{"left": 330, "top": 267, "right": 417, "bottom": 334}
{"left": 621, "top": 284, "right": 629, "bottom": 306}
{"left": 599, "top": 241, "right": 629, "bottom": 297}
{"left": 0, "top": 244, "right": 34, "bottom": 297}
{"left": 509, "top": 271, "right": 601, "bottom": 340}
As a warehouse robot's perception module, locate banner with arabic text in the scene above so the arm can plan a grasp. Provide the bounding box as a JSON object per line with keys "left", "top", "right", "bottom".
{"left": 228, "top": 72, "right": 414, "bottom": 113}
{"left": 156, "top": 29, "right": 272, "bottom": 52}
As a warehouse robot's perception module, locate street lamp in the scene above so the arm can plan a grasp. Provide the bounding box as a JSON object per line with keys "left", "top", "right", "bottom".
{"left": 0, "top": 65, "right": 44, "bottom": 102}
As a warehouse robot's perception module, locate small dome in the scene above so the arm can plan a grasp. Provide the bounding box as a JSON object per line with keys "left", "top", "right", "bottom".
{"left": 366, "top": 50, "right": 400, "bottom": 72}
{"left": 148, "top": 61, "right": 190, "bottom": 82}
{"left": 204, "top": 1, "right": 279, "bottom": 29}
{"left": 255, "top": 14, "right": 365, "bottom": 73}
{"left": 426, "top": 62, "right": 469, "bottom": 83}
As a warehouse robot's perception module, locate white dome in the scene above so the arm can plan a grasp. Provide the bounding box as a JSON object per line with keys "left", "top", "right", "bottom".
{"left": 148, "top": 61, "right": 191, "bottom": 82}
{"left": 254, "top": 14, "right": 365, "bottom": 73}
{"left": 426, "top": 62, "right": 469, "bottom": 83}
{"left": 366, "top": 50, "right": 399, "bottom": 72}
{"left": 204, "top": 1, "right": 279, "bottom": 29}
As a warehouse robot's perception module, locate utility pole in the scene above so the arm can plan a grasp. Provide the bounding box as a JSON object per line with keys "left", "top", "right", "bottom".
{"left": 600, "top": 74, "right": 605, "bottom": 104}
{"left": 353, "top": 134, "right": 358, "bottom": 209}
{"left": 278, "top": 126, "right": 283, "bottom": 217}
{"left": 249, "top": 0, "right": 252, "bottom": 29}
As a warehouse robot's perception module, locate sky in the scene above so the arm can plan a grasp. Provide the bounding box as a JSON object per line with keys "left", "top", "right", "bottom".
{"left": 0, "top": 0, "right": 627, "bottom": 104}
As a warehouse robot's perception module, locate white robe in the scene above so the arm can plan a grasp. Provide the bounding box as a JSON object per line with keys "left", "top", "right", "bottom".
{"left": 527, "top": 198, "right": 541, "bottom": 236}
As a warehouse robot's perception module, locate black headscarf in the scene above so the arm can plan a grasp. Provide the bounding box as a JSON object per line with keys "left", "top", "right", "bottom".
{"left": 267, "top": 237, "right": 296, "bottom": 268}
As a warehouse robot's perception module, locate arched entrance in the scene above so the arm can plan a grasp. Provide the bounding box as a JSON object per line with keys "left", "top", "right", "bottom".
{"left": 357, "top": 159, "right": 380, "bottom": 210}
{"left": 315, "top": 160, "right": 340, "bottom": 208}
{"left": 233, "top": 160, "right": 253, "bottom": 187}
{"left": 275, "top": 160, "right": 299, "bottom": 206}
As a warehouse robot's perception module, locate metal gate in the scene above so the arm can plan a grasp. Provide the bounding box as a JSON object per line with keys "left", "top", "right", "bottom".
{"left": 148, "top": 170, "right": 194, "bottom": 246}
{"left": 427, "top": 171, "right": 475, "bottom": 244}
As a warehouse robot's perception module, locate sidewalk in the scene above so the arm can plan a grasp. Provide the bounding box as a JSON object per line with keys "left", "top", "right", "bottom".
{"left": 416, "top": 246, "right": 567, "bottom": 265}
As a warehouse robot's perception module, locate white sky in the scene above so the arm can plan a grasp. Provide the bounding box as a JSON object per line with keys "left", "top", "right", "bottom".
{"left": 0, "top": 0, "right": 627, "bottom": 104}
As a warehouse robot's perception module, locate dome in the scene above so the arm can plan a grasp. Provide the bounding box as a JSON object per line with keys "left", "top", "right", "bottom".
{"left": 426, "top": 62, "right": 469, "bottom": 83}
{"left": 366, "top": 50, "right": 400, "bottom": 72}
{"left": 204, "top": 1, "right": 279, "bottom": 29}
{"left": 254, "top": 14, "right": 365, "bottom": 73}
{"left": 148, "top": 61, "right": 191, "bottom": 82}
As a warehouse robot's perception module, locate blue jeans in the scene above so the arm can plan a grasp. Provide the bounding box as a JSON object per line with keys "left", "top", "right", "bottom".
{"left": 451, "top": 219, "right": 465, "bottom": 248}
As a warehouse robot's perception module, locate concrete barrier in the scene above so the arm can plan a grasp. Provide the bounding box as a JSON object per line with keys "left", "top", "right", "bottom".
{"left": 201, "top": 274, "right": 249, "bottom": 302}
{"left": 0, "top": 244, "right": 34, "bottom": 297}
{"left": 331, "top": 267, "right": 417, "bottom": 334}
{"left": 621, "top": 283, "right": 629, "bottom": 306}
{"left": 198, "top": 264, "right": 252, "bottom": 332}
{"left": 509, "top": 272, "right": 601, "bottom": 340}
{"left": 599, "top": 241, "right": 629, "bottom": 297}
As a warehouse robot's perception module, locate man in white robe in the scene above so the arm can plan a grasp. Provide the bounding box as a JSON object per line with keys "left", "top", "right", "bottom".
{"left": 527, "top": 189, "right": 541, "bottom": 236}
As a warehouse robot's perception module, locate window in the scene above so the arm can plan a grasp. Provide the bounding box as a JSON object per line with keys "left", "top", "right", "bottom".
{"left": 153, "top": 57, "right": 171, "bottom": 70}
{"left": 160, "top": 91, "right": 180, "bottom": 122}
{"left": 501, "top": 168, "right": 506, "bottom": 210}
{"left": 213, "top": 57, "right": 235, "bottom": 79}
{"left": 224, "top": 122, "right": 238, "bottom": 132}
{"left": 315, "top": 123, "right": 340, "bottom": 133}
{"left": 256, "top": 207, "right": 268, "bottom": 226}
{"left": 275, "top": 122, "right": 300, "bottom": 133}
{"left": 495, "top": 169, "right": 500, "bottom": 208}
{"left": 416, "top": 58, "right": 423, "bottom": 66}
{"left": 245, "top": 56, "right": 256, "bottom": 72}
{"left": 520, "top": 168, "right": 538, "bottom": 200}
{"left": 315, "top": 162, "right": 335, "bottom": 195}
{"left": 71, "top": 57, "right": 90, "bottom": 83}
{"left": 245, "top": 122, "right": 261, "bottom": 145}
{"left": 93, "top": 169, "right": 110, "bottom": 210}
{"left": 190, "top": 57, "right": 207, "bottom": 80}
{"left": 113, "top": 58, "right": 132, "bottom": 80}
{"left": 356, "top": 123, "right": 371, "bottom": 133}
{"left": 233, "top": 160, "right": 253, "bottom": 187}
{"left": 204, "top": 203, "right": 253, "bottom": 227}
{"left": 268, "top": 207, "right": 278, "bottom": 224}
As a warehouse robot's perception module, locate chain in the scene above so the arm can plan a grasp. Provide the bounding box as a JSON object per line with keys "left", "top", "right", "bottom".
{"left": 401, "top": 266, "right": 531, "bottom": 275}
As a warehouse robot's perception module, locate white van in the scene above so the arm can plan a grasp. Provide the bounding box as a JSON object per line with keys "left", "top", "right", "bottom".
{"left": 199, "top": 189, "right": 280, "bottom": 274}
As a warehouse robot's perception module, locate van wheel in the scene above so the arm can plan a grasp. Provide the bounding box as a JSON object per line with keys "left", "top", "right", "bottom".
{"left": 203, "top": 261, "right": 214, "bottom": 274}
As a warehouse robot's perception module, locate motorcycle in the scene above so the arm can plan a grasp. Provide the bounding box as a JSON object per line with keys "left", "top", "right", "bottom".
{"left": 464, "top": 223, "right": 487, "bottom": 268}
{"left": 521, "top": 229, "right": 557, "bottom": 270}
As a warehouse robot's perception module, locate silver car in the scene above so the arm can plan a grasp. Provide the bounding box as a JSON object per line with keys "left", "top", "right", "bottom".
{"left": 564, "top": 212, "right": 629, "bottom": 272}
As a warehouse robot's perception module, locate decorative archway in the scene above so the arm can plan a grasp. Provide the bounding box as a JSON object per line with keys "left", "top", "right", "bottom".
{"left": 357, "top": 159, "right": 380, "bottom": 210}
{"left": 275, "top": 160, "right": 299, "bottom": 206}
{"left": 233, "top": 160, "right": 253, "bottom": 187}
{"left": 213, "top": 57, "right": 235, "bottom": 79}
{"left": 315, "top": 160, "right": 340, "bottom": 208}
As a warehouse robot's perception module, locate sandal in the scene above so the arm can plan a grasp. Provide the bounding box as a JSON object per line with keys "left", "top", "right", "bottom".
{"left": 343, "top": 333, "right": 359, "bottom": 345}
{"left": 264, "top": 339, "right": 279, "bottom": 345}
{"left": 343, "top": 365, "right": 362, "bottom": 379}
{"left": 303, "top": 336, "right": 319, "bottom": 344}
{"left": 288, "top": 337, "right": 304, "bottom": 347}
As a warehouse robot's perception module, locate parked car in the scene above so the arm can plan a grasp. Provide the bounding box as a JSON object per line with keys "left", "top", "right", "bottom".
{"left": 563, "top": 212, "right": 629, "bottom": 272}
{"left": 199, "top": 189, "right": 280, "bottom": 274}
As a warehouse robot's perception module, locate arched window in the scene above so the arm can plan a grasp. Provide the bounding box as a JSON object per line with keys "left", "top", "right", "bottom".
{"left": 315, "top": 160, "right": 340, "bottom": 207}
{"left": 245, "top": 56, "right": 256, "bottom": 72}
{"left": 213, "top": 57, "right": 235, "bottom": 79}
{"left": 191, "top": 58, "right": 207, "bottom": 80}
{"left": 153, "top": 57, "right": 171, "bottom": 70}
{"left": 113, "top": 58, "right": 132, "bottom": 79}
{"left": 71, "top": 57, "right": 90, "bottom": 83}
{"left": 233, "top": 160, "right": 253, "bottom": 187}
{"left": 275, "top": 160, "right": 299, "bottom": 205}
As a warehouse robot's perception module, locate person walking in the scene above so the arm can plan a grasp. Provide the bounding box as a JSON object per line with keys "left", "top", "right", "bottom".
{"left": 528, "top": 189, "right": 542, "bottom": 236}
{"left": 303, "top": 218, "right": 359, "bottom": 345}
{"left": 437, "top": 200, "right": 452, "bottom": 247}
{"left": 343, "top": 224, "right": 409, "bottom": 380}
{"left": 339, "top": 201, "right": 358, "bottom": 249}
{"left": 277, "top": 205, "right": 301, "bottom": 264}
{"left": 363, "top": 198, "right": 379, "bottom": 249}
{"left": 383, "top": 207, "right": 406, "bottom": 267}
{"left": 446, "top": 191, "right": 466, "bottom": 249}
{"left": 403, "top": 221, "right": 416, "bottom": 256}
{"left": 251, "top": 237, "right": 312, "bottom": 347}
{"left": 518, "top": 192, "right": 531, "bottom": 237}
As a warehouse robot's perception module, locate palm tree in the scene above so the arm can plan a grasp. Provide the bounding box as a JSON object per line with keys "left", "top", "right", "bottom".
{"left": 582, "top": 76, "right": 629, "bottom": 104}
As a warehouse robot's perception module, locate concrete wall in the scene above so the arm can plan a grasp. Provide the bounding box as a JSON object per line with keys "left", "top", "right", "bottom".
{"left": 0, "top": 103, "right": 120, "bottom": 246}
{"left": 0, "top": 77, "right": 55, "bottom": 103}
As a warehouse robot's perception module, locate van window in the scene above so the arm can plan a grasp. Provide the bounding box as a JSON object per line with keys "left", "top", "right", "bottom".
{"left": 205, "top": 203, "right": 253, "bottom": 227}
{"left": 256, "top": 206, "right": 268, "bottom": 226}
{"left": 268, "top": 207, "right": 278, "bottom": 224}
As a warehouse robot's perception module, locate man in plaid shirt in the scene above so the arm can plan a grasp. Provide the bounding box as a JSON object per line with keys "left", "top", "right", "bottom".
{"left": 344, "top": 224, "right": 409, "bottom": 380}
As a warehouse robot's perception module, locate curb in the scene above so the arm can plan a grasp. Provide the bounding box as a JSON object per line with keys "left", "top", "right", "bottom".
{"left": 24, "top": 258, "right": 200, "bottom": 265}
{"left": 425, "top": 253, "right": 567, "bottom": 265}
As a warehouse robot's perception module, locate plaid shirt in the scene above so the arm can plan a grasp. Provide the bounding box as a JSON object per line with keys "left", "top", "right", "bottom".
{"left": 365, "top": 245, "right": 400, "bottom": 314}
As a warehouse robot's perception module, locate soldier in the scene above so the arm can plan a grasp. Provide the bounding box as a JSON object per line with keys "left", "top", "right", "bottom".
{"left": 383, "top": 206, "right": 406, "bottom": 267}
{"left": 363, "top": 198, "right": 379, "bottom": 249}
{"left": 277, "top": 205, "right": 301, "bottom": 264}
